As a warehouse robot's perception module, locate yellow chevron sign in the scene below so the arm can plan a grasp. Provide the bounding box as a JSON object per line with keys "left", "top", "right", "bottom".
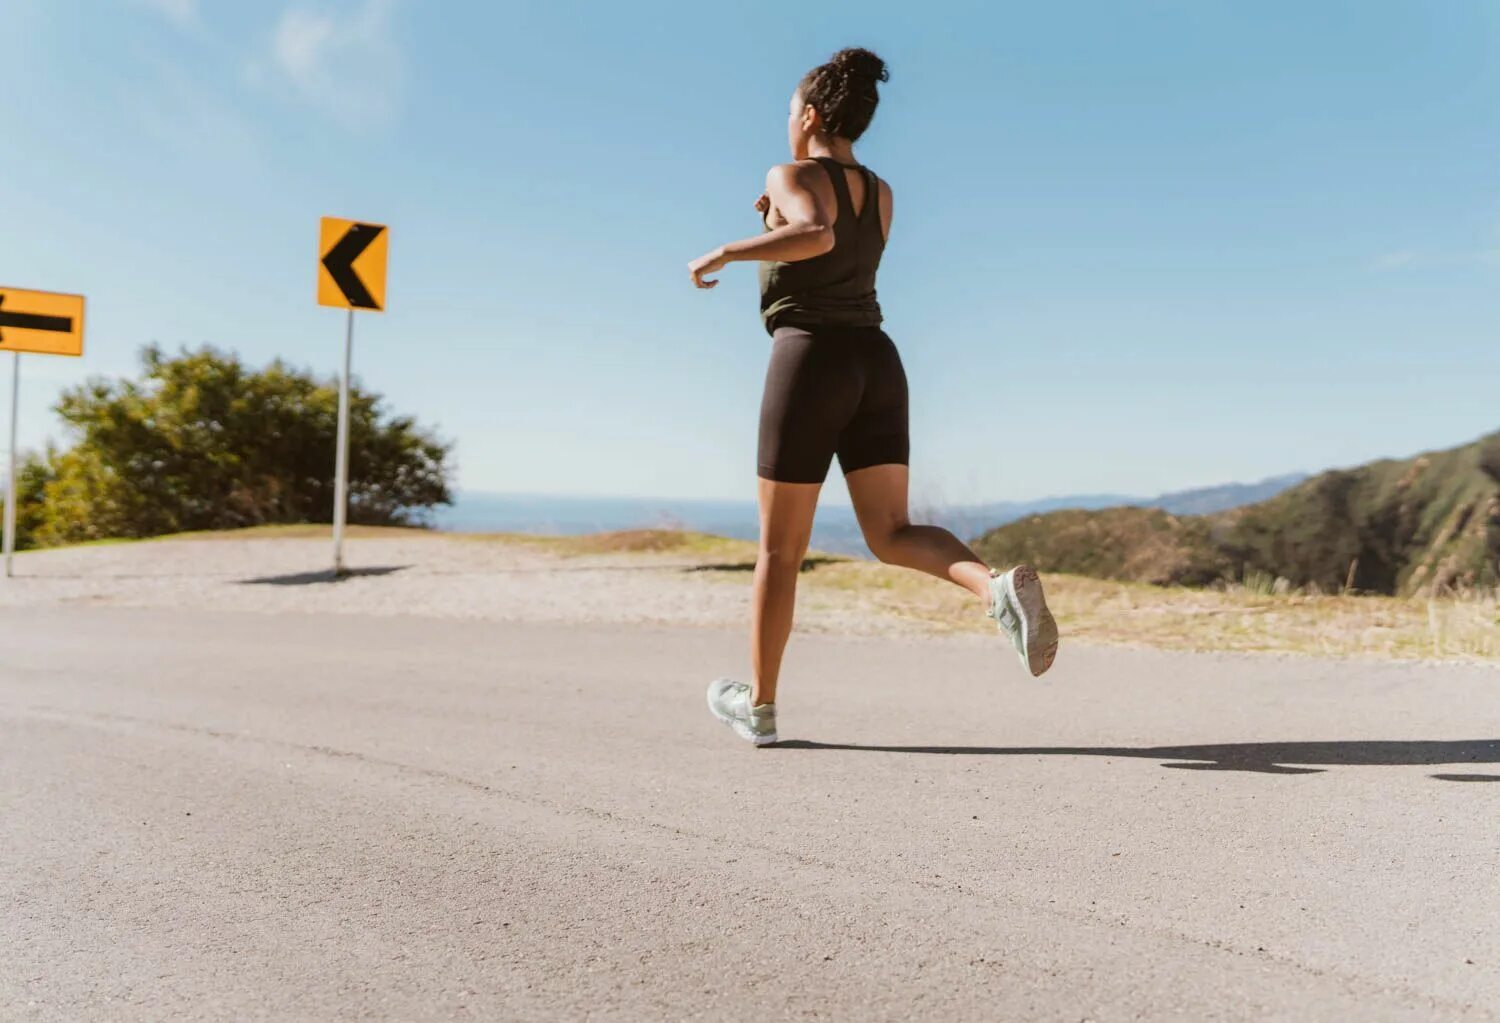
{"left": 317, "top": 217, "right": 389, "bottom": 311}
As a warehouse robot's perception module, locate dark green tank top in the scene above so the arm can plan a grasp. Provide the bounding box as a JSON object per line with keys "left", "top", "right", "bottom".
{"left": 758, "top": 157, "right": 885, "bottom": 335}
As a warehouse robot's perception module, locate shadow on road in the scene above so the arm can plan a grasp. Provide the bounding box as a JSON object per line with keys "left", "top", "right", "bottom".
{"left": 238, "top": 566, "right": 410, "bottom": 586}
{"left": 775, "top": 739, "right": 1500, "bottom": 778}
{"left": 684, "top": 556, "right": 840, "bottom": 574}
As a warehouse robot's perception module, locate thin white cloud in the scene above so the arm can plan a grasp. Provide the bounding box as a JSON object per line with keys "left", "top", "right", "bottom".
{"left": 129, "top": 0, "right": 199, "bottom": 27}
{"left": 256, "top": 0, "right": 402, "bottom": 131}
{"left": 1373, "top": 250, "right": 1418, "bottom": 270}
{"left": 275, "top": 11, "right": 340, "bottom": 80}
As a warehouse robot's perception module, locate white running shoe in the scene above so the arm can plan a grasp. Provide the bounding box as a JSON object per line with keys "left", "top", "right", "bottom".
{"left": 988, "top": 565, "right": 1059, "bottom": 677}
{"left": 706, "top": 678, "right": 778, "bottom": 746}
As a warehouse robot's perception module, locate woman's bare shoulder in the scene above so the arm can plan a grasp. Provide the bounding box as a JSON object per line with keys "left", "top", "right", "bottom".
{"left": 766, "top": 160, "right": 828, "bottom": 188}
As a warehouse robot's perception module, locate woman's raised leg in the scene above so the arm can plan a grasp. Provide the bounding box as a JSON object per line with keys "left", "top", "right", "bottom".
{"left": 844, "top": 463, "right": 991, "bottom": 600}
{"left": 847, "top": 463, "right": 1059, "bottom": 676}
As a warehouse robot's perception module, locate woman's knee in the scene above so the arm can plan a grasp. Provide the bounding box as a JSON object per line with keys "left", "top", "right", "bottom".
{"left": 863, "top": 522, "right": 910, "bottom": 564}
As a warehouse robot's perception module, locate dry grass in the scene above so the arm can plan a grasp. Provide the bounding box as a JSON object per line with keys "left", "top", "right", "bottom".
{"left": 463, "top": 529, "right": 746, "bottom": 558}
{"left": 1044, "top": 577, "right": 1499, "bottom": 661}
{"left": 543, "top": 530, "right": 1500, "bottom": 663}
{"left": 828, "top": 566, "right": 1499, "bottom": 661}
{"left": 147, "top": 524, "right": 421, "bottom": 542}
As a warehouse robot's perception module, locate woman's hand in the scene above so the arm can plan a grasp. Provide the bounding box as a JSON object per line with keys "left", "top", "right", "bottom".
{"left": 688, "top": 247, "right": 728, "bottom": 289}
{"left": 754, "top": 193, "right": 771, "bottom": 217}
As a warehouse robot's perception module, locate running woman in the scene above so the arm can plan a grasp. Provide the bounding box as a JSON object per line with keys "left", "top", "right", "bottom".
{"left": 689, "top": 48, "right": 1058, "bottom": 746}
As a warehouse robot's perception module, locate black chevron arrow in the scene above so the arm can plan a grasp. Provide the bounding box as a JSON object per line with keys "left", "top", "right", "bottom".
{"left": 0, "top": 294, "right": 74, "bottom": 343}
{"left": 321, "top": 223, "right": 384, "bottom": 309}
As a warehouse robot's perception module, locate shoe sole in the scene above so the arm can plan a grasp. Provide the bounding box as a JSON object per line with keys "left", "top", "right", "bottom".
{"left": 706, "top": 689, "right": 779, "bottom": 746}
{"left": 1003, "top": 565, "right": 1059, "bottom": 677}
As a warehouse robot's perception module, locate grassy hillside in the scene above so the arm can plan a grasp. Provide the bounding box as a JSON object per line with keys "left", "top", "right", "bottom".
{"left": 974, "top": 432, "right": 1500, "bottom": 596}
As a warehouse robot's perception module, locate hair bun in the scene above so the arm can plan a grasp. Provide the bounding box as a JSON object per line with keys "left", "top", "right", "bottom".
{"left": 798, "top": 47, "right": 887, "bottom": 141}
{"left": 829, "top": 47, "right": 889, "bottom": 85}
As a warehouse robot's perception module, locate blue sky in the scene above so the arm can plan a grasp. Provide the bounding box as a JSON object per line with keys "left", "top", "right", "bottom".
{"left": 2, "top": 0, "right": 1496, "bottom": 507}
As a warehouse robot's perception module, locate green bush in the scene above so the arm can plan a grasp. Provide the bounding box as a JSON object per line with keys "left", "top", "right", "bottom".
{"left": 16, "top": 345, "right": 451, "bottom": 549}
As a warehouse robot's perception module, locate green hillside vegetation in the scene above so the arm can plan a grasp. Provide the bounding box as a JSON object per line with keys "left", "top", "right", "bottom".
{"left": 973, "top": 432, "right": 1500, "bottom": 597}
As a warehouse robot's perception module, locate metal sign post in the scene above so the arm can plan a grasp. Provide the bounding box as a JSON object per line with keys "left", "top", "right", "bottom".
{"left": 4, "top": 353, "right": 19, "bottom": 578}
{"left": 332, "top": 311, "right": 353, "bottom": 575}
{"left": 316, "top": 217, "right": 388, "bottom": 578}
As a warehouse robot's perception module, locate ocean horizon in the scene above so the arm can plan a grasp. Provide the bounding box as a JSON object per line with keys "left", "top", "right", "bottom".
{"left": 431, "top": 491, "right": 874, "bottom": 556}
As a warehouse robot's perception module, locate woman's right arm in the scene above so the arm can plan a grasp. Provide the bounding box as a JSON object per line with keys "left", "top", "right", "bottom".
{"left": 689, "top": 163, "right": 834, "bottom": 289}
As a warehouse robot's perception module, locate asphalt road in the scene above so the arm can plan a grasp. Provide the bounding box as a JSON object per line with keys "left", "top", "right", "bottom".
{"left": 3, "top": 607, "right": 1498, "bottom": 1020}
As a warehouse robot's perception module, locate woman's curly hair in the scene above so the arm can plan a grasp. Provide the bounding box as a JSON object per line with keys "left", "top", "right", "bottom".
{"left": 798, "top": 47, "right": 889, "bottom": 143}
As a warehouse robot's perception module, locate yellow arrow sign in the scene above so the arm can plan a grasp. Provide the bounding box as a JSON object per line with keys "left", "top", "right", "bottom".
{"left": 0, "top": 287, "right": 85, "bottom": 357}
{"left": 317, "top": 217, "right": 389, "bottom": 312}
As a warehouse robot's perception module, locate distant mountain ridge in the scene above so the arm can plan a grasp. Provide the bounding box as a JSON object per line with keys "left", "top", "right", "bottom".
{"left": 436, "top": 473, "right": 1307, "bottom": 558}
{"left": 1151, "top": 473, "right": 1311, "bottom": 515}
{"left": 972, "top": 432, "right": 1500, "bottom": 596}
{"left": 928, "top": 472, "right": 1307, "bottom": 541}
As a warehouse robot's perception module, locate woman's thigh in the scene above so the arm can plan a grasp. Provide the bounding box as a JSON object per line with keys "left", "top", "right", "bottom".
{"left": 757, "top": 476, "right": 822, "bottom": 556}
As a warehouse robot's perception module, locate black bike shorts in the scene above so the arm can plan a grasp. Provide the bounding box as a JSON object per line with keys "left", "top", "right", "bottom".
{"left": 757, "top": 324, "right": 910, "bottom": 484}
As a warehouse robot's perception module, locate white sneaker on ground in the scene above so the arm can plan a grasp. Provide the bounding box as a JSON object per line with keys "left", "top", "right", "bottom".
{"left": 706, "top": 678, "right": 778, "bottom": 746}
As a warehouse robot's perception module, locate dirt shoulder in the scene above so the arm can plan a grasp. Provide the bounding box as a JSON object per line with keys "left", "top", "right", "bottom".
{"left": 3, "top": 526, "right": 1495, "bottom": 663}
